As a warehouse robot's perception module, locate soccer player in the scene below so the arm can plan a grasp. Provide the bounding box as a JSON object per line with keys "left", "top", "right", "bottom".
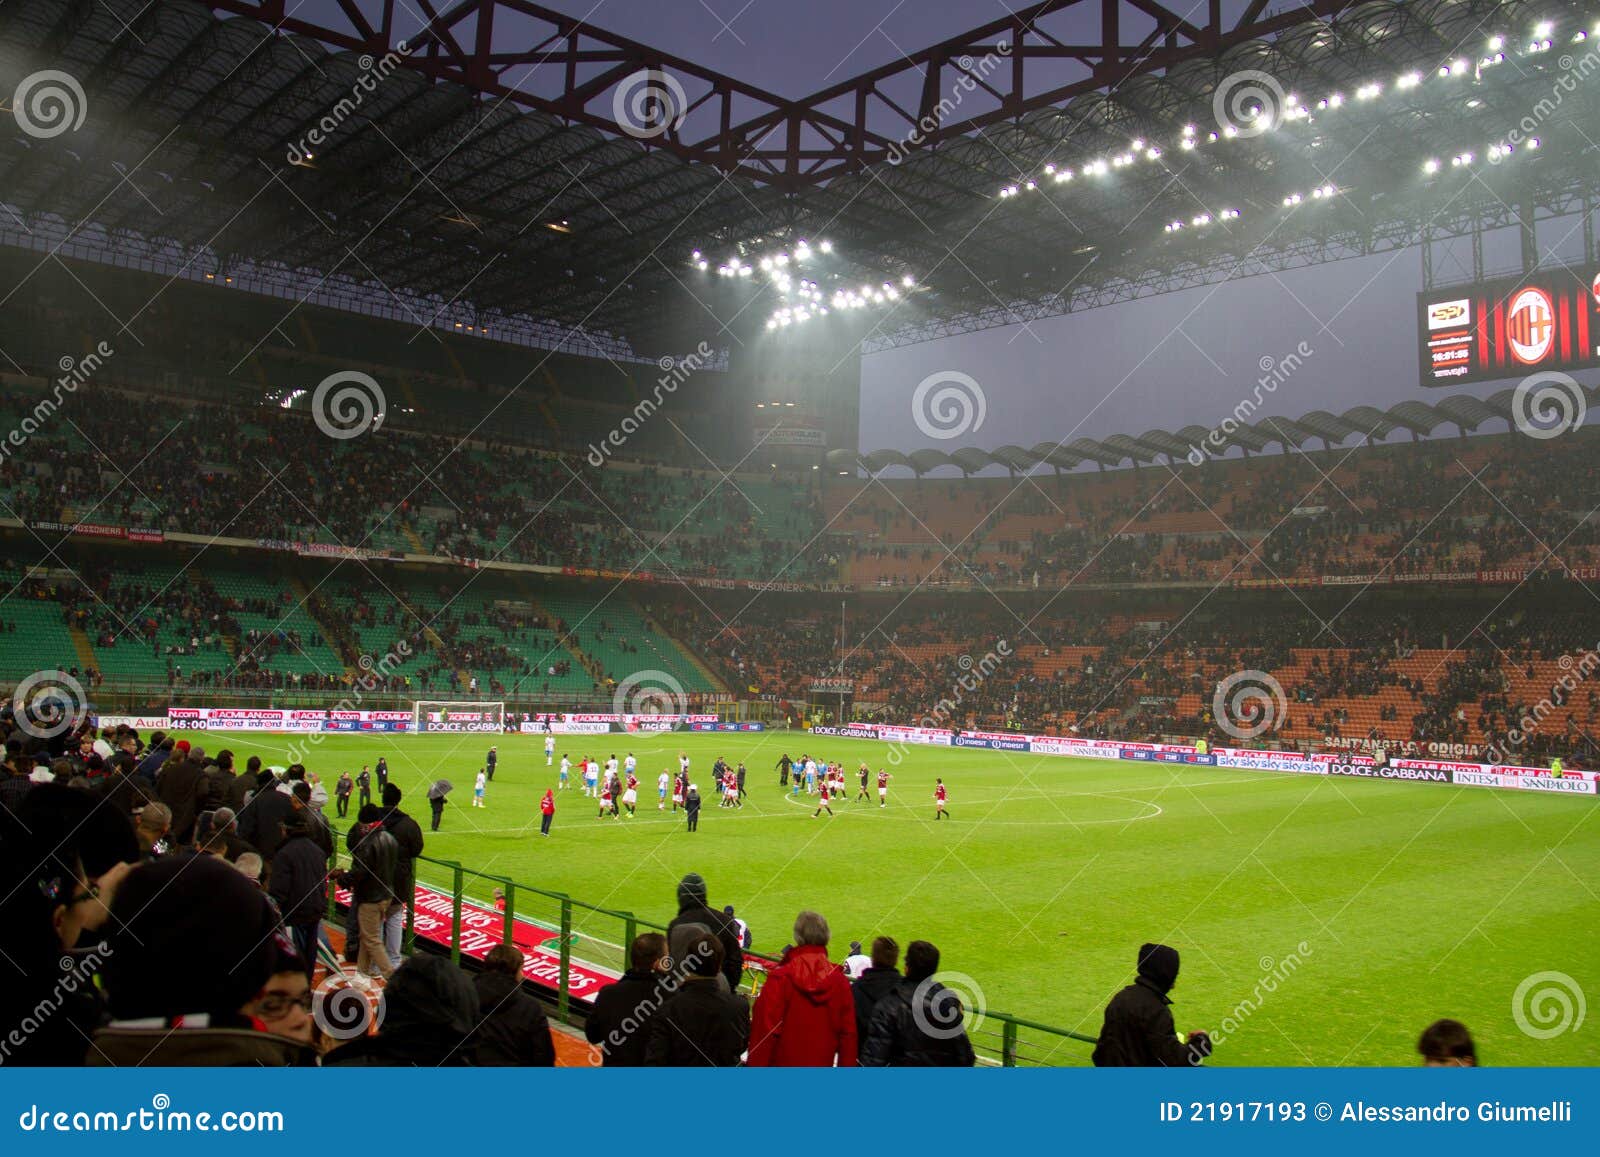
{"left": 813, "top": 780, "right": 834, "bottom": 818}
{"left": 657, "top": 768, "right": 670, "bottom": 810}
{"left": 584, "top": 757, "right": 599, "bottom": 798}
{"left": 877, "top": 768, "right": 892, "bottom": 807}
{"left": 597, "top": 782, "right": 616, "bottom": 819}
{"left": 678, "top": 752, "right": 691, "bottom": 780}
{"left": 805, "top": 759, "right": 817, "bottom": 795}
{"left": 473, "top": 767, "right": 487, "bottom": 808}
{"left": 559, "top": 754, "right": 571, "bottom": 791}
{"left": 725, "top": 768, "right": 741, "bottom": 808}
{"left": 486, "top": 746, "right": 498, "bottom": 781}
{"left": 544, "top": 733, "right": 556, "bottom": 766}
{"left": 776, "top": 752, "right": 792, "bottom": 787}
{"left": 856, "top": 762, "right": 871, "bottom": 802}
{"left": 736, "top": 761, "right": 747, "bottom": 800}
{"left": 625, "top": 751, "right": 637, "bottom": 779}
{"left": 622, "top": 772, "right": 639, "bottom": 817}
{"left": 934, "top": 778, "right": 948, "bottom": 819}
{"left": 606, "top": 754, "right": 619, "bottom": 790}
{"left": 672, "top": 770, "right": 686, "bottom": 812}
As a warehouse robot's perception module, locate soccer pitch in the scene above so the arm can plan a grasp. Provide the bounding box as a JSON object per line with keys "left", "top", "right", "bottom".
{"left": 213, "top": 728, "right": 1598, "bottom": 1066}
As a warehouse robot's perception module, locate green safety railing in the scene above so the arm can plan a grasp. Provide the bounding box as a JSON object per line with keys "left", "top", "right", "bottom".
{"left": 331, "top": 849, "right": 1096, "bottom": 1064}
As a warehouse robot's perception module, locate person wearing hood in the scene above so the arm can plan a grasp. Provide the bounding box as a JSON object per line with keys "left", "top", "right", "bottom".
{"left": 348, "top": 804, "right": 401, "bottom": 981}
{"left": 860, "top": 940, "right": 975, "bottom": 1067}
{"left": 748, "top": 910, "right": 857, "bottom": 1067}
{"left": 666, "top": 872, "right": 743, "bottom": 991}
{"left": 469, "top": 944, "right": 555, "bottom": 1066}
{"left": 1090, "top": 942, "right": 1212, "bottom": 1067}
{"left": 324, "top": 955, "right": 478, "bottom": 1066}
{"left": 91, "top": 854, "right": 317, "bottom": 1066}
{"left": 238, "top": 768, "right": 295, "bottom": 860}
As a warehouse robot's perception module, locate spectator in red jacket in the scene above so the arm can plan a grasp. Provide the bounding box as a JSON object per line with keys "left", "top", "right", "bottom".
{"left": 747, "top": 909, "right": 858, "bottom": 1067}
{"left": 539, "top": 789, "right": 555, "bottom": 837}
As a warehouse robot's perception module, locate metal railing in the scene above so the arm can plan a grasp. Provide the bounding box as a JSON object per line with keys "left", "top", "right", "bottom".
{"left": 332, "top": 849, "right": 1095, "bottom": 1064}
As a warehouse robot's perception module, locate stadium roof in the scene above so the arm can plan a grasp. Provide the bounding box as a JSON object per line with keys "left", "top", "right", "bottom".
{"left": 825, "top": 383, "right": 1600, "bottom": 474}
{"left": 0, "top": 0, "right": 1593, "bottom": 356}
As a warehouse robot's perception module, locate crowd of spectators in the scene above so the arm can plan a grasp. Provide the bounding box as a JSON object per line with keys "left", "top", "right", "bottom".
{"left": 0, "top": 706, "right": 984, "bottom": 1067}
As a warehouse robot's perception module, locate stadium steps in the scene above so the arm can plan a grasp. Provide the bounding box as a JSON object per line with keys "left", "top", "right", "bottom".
{"left": 69, "top": 623, "right": 98, "bottom": 673}
{"left": 403, "top": 525, "right": 426, "bottom": 553}
{"left": 662, "top": 628, "right": 728, "bottom": 694}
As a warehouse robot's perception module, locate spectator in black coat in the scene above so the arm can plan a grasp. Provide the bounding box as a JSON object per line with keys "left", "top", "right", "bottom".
{"left": 645, "top": 927, "right": 748, "bottom": 1066}
{"left": 470, "top": 944, "right": 555, "bottom": 1066}
{"left": 1090, "top": 942, "right": 1211, "bottom": 1067}
{"left": 237, "top": 769, "right": 295, "bottom": 861}
{"left": 155, "top": 747, "right": 205, "bottom": 845}
{"left": 585, "top": 932, "right": 670, "bottom": 1065}
{"left": 666, "top": 872, "right": 743, "bottom": 992}
{"left": 379, "top": 784, "right": 425, "bottom": 962}
{"left": 347, "top": 805, "right": 401, "bottom": 980}
{"left": 861, "top": 940, "right": 976, "bottom": 1067}
{"left": 269, "top": 812, "right": 328, "bottom": 983}
{"left": 851, "top": 936, "right": 902, "bottom": 1042}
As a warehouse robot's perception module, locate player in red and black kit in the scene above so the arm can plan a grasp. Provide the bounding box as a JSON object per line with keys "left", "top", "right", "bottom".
{"left": 934, "top": 777, "right": 948, "bottom": 819}
{"left": 812, "top": 780, "right": 834, "bottom": 818}
{"left": 877, "top": 768, "right": 892, "bottom": 807}
{"left": 856, "top": 762, "right": 871, "bottom": 802}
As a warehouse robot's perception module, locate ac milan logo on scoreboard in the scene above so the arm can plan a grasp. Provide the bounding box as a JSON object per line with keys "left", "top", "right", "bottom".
{"left": 1506, "top": 287, "right": 1555, "bottom": 365}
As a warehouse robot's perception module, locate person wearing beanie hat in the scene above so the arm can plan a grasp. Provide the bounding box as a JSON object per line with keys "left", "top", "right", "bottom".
{"left": 1091, "top": 942, "right": 1212, "bottom": 1067}
{"left": 666, "top": 872, "right": 744, "bottom": 992}
{"left": 155, "top": 740, "right": 206, "bottom": 847}
{"left": 90, "top": 855, "right": 316, "bottom": 1065}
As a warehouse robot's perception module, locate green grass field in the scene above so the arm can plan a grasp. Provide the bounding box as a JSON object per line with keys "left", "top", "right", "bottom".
{"left": 214, "top": 729, "right": 1598, "bottom": 1066}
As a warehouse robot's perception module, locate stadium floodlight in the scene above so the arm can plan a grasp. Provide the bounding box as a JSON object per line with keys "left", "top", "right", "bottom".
{"left": 1488, "top": 34, "right": 1505, "bottom": 51}
{"left": 738, "top": 265, "right": 753, "bottom": 276}
{"left": 1423, "top": 158, "right": 1440, "bottom": 173}
{"left": 1534, "top": 21, "right": 1553, "bottom": 39}
{"left": 819, "top": 239, "right": 833, "bottom": 253}
{"left": 1357, "top": 82, "right": 1381, "bottom": 100}
{"left": 696, "top": 260, "right": 709, "bottom": 271}
{"left": 1527, "top": 137, "right": 1540, "bottom": 150}
{"left": 1397, "top": 70, "right": 1421, "bottom": 89}
{"left": 901, "top": 275, "right": 914, "bottom": 287}
{"left": 1222, "top": 124, "right": 1239, "bottom": 138}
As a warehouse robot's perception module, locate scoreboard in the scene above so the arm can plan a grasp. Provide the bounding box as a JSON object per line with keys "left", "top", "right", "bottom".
{"left": 1418, "top": 266, "right": 1599, "bottom": 385}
